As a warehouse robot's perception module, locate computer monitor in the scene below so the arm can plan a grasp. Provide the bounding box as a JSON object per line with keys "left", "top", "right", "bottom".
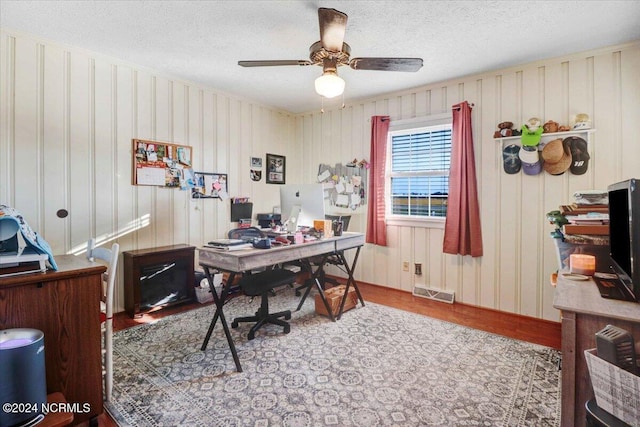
{"left": 606, "top": 178, "right": 640, "bottom": 301}
{"left": 280, "top": 184, "right": 326, "bottom": 230}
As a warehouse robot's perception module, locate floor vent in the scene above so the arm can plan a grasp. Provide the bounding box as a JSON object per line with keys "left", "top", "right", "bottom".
{"left": 412, "top": 284, "right": 455, "bottom": 304}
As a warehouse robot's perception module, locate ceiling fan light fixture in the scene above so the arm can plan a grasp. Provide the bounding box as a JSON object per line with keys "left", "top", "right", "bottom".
{"left": 314, "top": 71, "right": 345, "bottom": 98}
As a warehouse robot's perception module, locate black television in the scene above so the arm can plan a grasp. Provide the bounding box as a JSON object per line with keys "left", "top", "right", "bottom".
{"left": 606, "top": 178, "right": 640, "bottom": 301}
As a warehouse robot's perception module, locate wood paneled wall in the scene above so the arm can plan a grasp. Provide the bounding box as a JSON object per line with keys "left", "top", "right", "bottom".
{"left": 0, "top": 30, "right": 298, "bottom": 312}
{"left": 296, "top": 42, "right": 640, "bottom": 321}
{"left": 1, "top": 28, "right": 639, "bottom": 321}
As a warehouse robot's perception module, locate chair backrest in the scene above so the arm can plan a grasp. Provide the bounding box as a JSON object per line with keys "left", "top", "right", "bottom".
{"left": 86, "top": 238, "right": 120, "bottom": 319}
{"left": 228, "top": 227, "right": 266, "bottom": 241}
{"left": 325, "top": 215, "right": 351, "bottom": 232}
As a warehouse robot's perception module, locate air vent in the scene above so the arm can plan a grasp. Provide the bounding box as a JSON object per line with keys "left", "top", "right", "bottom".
{"left": 413, "top": 284, "right": 455, "bottom": 304}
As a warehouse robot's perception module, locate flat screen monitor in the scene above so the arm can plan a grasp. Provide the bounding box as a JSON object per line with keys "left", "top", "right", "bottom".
{"left": 607, "top": 178, "right": 640, "bottom": 301}
{"left": 280, "top": 184, "right": 326, "bottom": 230}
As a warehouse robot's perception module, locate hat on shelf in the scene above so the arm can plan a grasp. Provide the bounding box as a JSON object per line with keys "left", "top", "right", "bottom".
{"left": 541, "top": 138, "right": 572, "bottom": 175}
{"left": 502, "top": 144, "right": 521, "bottom": 174}
{"left": 567, "top": 136, "right": 590, "bottom": 175}
{"left": 521, "top": 117, "right": 544, "bottom": 147}
{"left": 519, "top": 146, "right": 542, "bottom": 175}
{"left": 573, "top": 113, "right": 592, "bottom": 130}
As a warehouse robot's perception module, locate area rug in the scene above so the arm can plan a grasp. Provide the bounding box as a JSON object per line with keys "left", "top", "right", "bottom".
{"left": 105, "top": 287, "right": 561, "bottom": 426}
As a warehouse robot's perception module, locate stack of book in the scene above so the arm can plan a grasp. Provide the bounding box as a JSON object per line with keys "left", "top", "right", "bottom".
{"left": 563, "top": 210, "right": 609, "bottom": 236}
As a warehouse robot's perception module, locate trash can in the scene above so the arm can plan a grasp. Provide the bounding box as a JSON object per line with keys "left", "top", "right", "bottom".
{"left": 0, "top": 328, "right": 47, "bottom": 427}
{"left": 586, "top": 399, "right": 629, "bottom": 427}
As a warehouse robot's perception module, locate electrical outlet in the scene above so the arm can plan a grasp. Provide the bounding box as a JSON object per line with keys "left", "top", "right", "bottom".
{"left": 415, "top": 263, "right": 422, "bottom": 275}
{"left": 402, "top": 261, "right": 409, "bottom": 271}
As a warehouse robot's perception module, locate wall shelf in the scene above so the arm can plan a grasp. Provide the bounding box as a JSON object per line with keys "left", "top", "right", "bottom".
{"left": 495, "top": 129, "right": 596, "bottom": 143}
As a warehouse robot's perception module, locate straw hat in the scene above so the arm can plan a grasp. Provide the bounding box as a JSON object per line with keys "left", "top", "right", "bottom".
{"left": 542, "top": 138, "right": 571, "bottom": 175}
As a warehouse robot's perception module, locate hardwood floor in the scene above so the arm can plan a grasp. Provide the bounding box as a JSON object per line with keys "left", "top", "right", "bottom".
{"left": 86, "top": 280, "right": 561, "bottom": 427}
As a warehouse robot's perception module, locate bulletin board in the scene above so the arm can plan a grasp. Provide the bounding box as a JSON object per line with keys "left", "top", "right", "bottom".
{"left": 317, "top": 162, "right": 368, "bottom": 210}
{"left": 132, "top": 139, "right": 193, "bottom": 187}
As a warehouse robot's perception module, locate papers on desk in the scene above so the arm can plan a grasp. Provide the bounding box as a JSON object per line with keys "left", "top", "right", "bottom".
{"left": 205, "top": 243, "right": 253, "bottom": 251}
{"left": 208, "top": 239, "right": 245, "bottom": 246}
{"left": 205, "top": 239, "right": 253, "bottom": 251}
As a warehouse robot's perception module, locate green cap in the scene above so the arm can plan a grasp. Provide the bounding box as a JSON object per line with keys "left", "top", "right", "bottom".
{"left": 520, "top": 125, "right": 543, "bottom": 146}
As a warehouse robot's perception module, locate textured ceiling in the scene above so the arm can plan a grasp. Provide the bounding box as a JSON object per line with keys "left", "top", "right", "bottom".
{"left": 2, "top": 1, "right": 640, "bottom": 113}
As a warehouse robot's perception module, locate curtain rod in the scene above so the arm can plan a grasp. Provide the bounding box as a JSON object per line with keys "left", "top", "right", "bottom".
{"left": 373, "top": 103, "right": 475, "bottom": 122}
{"left": 452, "top": 102, "right": 475, "bottom": 111}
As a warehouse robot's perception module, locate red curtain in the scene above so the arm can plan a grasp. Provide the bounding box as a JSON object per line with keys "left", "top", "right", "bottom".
{"left": 366, "top": 116, "right": 389, "bottom": 246}
{"left": 443, "top": 101, "right": 483, "bottom": 257}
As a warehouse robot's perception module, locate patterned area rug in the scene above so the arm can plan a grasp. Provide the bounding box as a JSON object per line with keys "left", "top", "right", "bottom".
{"left": 106, "top": 287, "right": 560, "bottom": 426}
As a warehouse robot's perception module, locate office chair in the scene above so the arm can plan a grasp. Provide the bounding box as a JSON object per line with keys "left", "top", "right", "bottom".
{"left": 226, "top": 227, "right": 297, "bottom": 340}
{"left": 294, "top": 215, "right": 351, "bottom": 296}
{"left": 228, "top": 226, "right": 265, "bottom": 241}
{"left": 86, "top": 238, "right": 119, "bottom": 402}
{"left": 321, "top": 215, "right": 351, "bottom": 286}
{"left": 231, "top": 268, "right": 296, "bottom": 340}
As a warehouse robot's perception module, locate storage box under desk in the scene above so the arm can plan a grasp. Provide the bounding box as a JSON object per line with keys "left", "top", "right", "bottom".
{"left": 315, "top": 284, "right": 357, "bottom": 317}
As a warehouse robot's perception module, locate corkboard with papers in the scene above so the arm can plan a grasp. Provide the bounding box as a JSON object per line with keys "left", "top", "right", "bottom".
{"left": 132, "top": 139, "right": 193, "bottom": 187}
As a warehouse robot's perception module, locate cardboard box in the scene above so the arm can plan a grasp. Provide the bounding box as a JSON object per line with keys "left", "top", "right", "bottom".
{"left": 313, "top": 219, "right": 333, "bottom": 237}
{"left": 315, "top": 285, "right": 357, "bottom": 317}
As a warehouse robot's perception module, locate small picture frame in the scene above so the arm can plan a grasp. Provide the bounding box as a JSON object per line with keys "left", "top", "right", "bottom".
{"left": 250, "top": 156, "right": 262, "bottom": 168}
{"left": 266, "top": 153, "right": 286, "bottom": 184}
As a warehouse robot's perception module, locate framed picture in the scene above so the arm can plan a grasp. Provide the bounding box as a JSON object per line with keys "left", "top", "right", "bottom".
{"left": 250, "top": 156, "right": 262, "bottom": 168}
{"left": 266, "top": 153, "right": 286, "bottom": 184}
{"left": 191, "top": 172, "right": 228, "bottom": 199}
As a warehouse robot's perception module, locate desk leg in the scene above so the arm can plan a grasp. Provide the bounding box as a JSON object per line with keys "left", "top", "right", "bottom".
{"left": 337, "top": 247, "right": 364, "bottom": 320}
{"left": 200, "top": 268, "right": 242, "bottom": 372}
{"left": 296, "top": 256, "right": 336, "bottom": 322}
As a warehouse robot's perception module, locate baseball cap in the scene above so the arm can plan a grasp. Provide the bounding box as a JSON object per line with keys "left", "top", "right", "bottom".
{"left": 542, "top": 138, "right": 571, "bottom": 175}
{"left": 519, "top": 146, "right": 542, "bottom": 175}
{"left": 502, "top": 144, "right": 521, "bottom": 174}
{"left": 520, "top": 117, "right": 544, "bottom": 147}
{"left": 567, "top": 136, "right": 590, "bottom": 175}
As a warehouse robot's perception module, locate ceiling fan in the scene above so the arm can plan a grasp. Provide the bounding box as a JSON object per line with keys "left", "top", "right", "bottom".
{"left": 238, "top": 7, "right": 423, "bottom": 98}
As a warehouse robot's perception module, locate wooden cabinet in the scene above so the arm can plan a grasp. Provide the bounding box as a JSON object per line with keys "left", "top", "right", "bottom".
{"left": 0, "top": 255, "right": 105, "bottom": 426}
{"left": 123, "top": 244, "right": 195, "bottom": 318}
{"left": 554, "top": 275, "right": 640, "bottom": 426}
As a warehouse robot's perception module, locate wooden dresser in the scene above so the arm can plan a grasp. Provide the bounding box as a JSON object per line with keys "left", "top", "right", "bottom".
{"left": 0, "top": 255, "right": 106, "bottom": 426}
{"left": 553, "top": 274, "right": 640, "bottom": 426}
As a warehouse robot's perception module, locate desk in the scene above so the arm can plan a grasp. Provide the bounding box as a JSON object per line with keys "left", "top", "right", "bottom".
{"left": 198, "top": 232, "right": 365, "bottom": 372}
{"left": 553, "top": 274, "right": 640, "bottom": 426}
{"left": 0, "top": 255, "right": 105, "bottom": 426}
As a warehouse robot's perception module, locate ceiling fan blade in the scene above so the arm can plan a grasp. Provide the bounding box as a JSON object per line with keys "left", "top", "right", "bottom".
{"left": 238, "top": 60, "right": 313, "bottom": 67}
{"left": 349, "top": 57, "right": 424, "bottom": 72}
{"left": 318, "top": 8, "right": 347, "bottom": 52}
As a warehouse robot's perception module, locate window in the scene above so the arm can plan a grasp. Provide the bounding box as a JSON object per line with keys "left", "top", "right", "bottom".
{"left": 387, "top": 117, "right": 452, "bottom": 222}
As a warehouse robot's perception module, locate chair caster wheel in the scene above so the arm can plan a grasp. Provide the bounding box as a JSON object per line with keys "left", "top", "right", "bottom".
{"left": 284, "top": 313, "right": 291, "bottom": 320}
{"left": 283, "top": 325, "right": 291, "bottom": 334}
{"left": 295, "top": 291, "right": 301, "bottom": 296}
{"left": 248, "top": 331, "right": 255, "bottom": 340}
{"left": 231, "top": 321, "right": 238, "bottom": 328}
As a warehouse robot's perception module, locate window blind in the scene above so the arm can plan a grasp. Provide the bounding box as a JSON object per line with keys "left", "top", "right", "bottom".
{"left": 389, "top": 126, "right": 452, "bottom": 217}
